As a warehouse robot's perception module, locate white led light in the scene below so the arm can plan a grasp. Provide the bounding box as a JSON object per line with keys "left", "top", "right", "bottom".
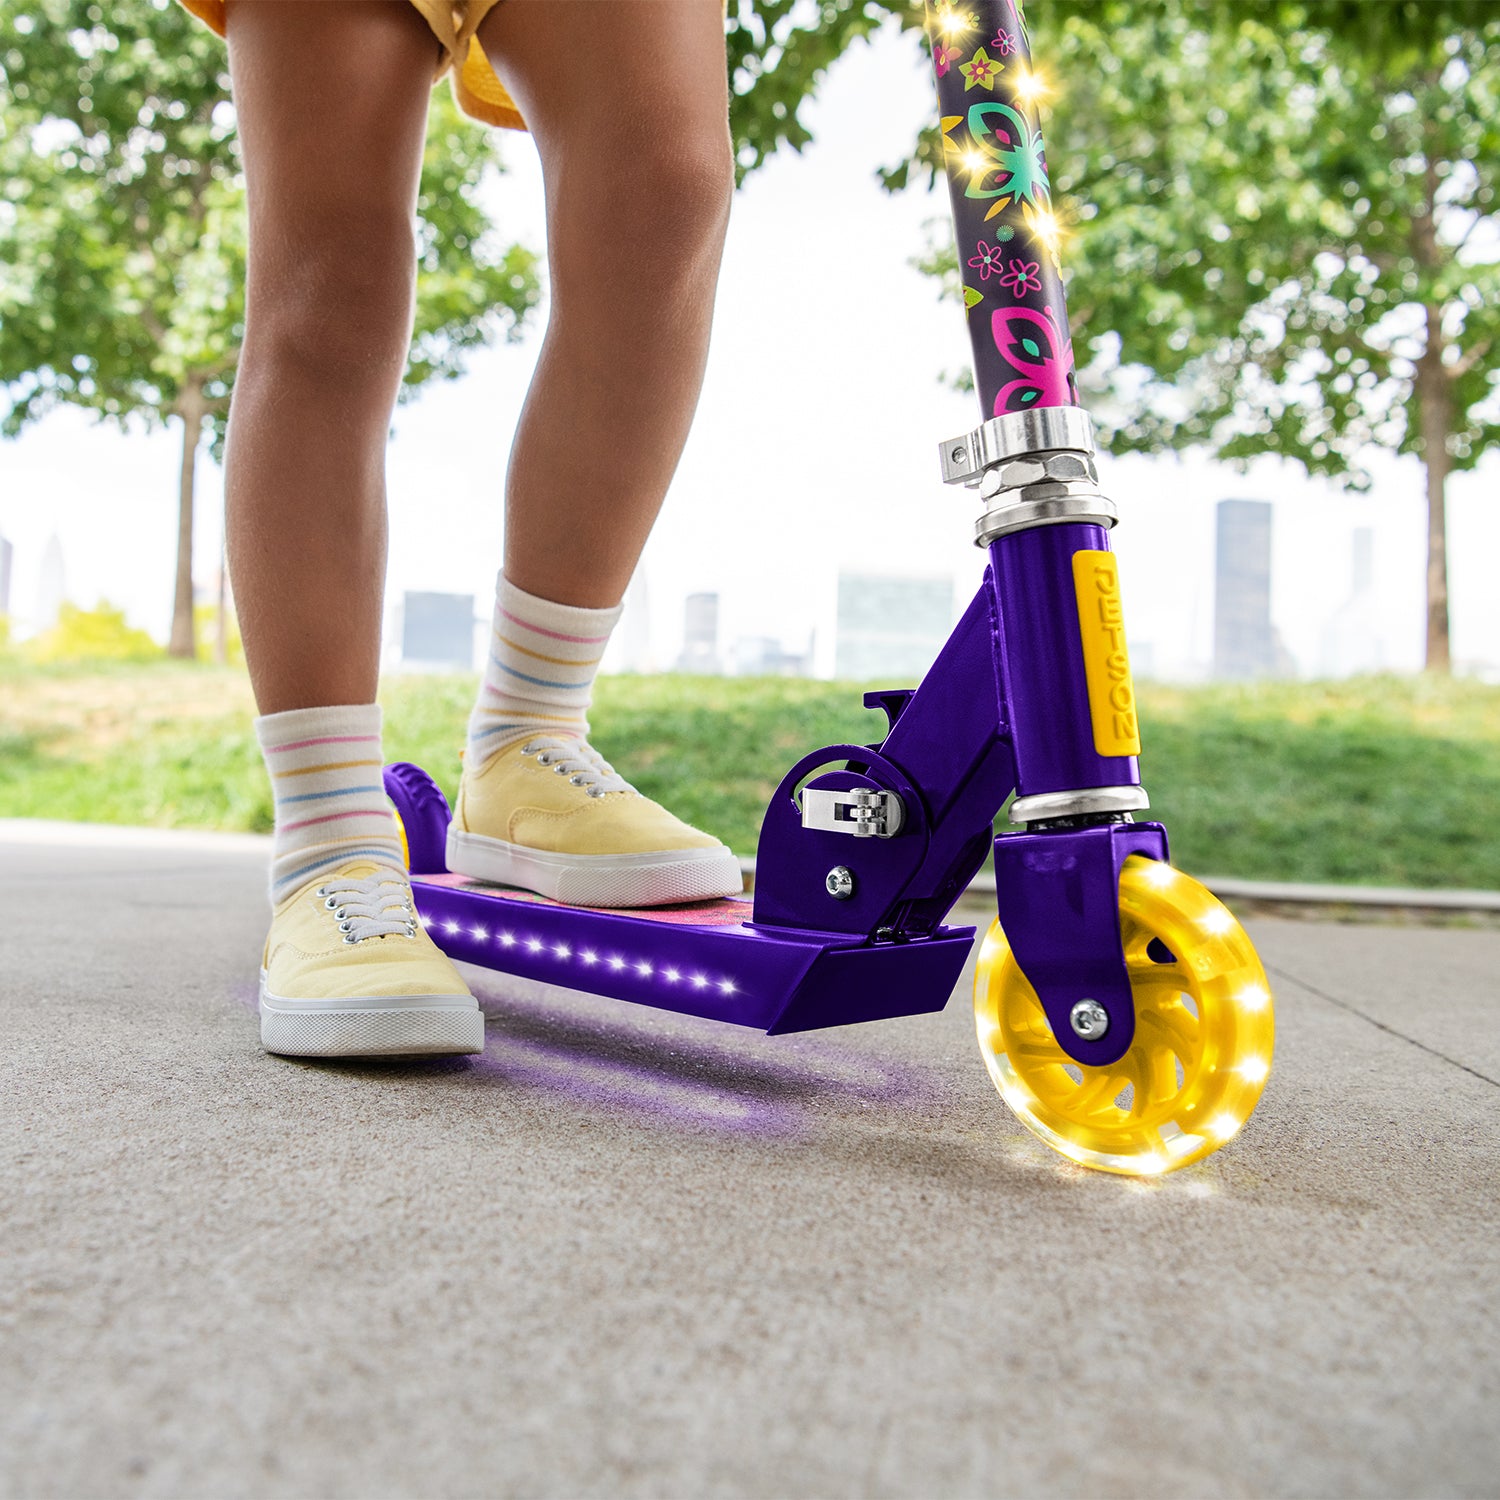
{"left": 1237, "top": 983, "right": 1270, "bottom": 1012}
{"left": 1238, "top": 1056, "right": 1270, "bottom": 1084}
{"left": 608, "top": 956, "right": 626, "bottom": 972}
{"left": 581, "top": 950, "right": 598, "bottom": 966}
{"left": 526, "top": 938, "right": 543, "bottom": 954}
{"left": 1142, "top": 862, "right": 1176, "bottom": 888}
{"left": 470, "top": 927, "right": 488, "bottom": 941}
{"left": 1208, "top": 1112, "right": 1241, "bottom": 1142}
{"left": 554, "top": 944, "right": 570, "bottom": 959}
{"left": 444, "top": 921, "right": 460, "bottom": 935}
{"left": 636, "top": 961, "right": 653, "bottom": 977}
{"left": 1013, "top": 68, "right": 1048, "bottom": 102}
{"left": 718, "top": 979, "right": 737, "bottom": 995}
{"left": 664, "top": 967, "right": 680, "bottom": 982}
{"left": 691, "top": 974, "right": 708, "bottom": 990}
{"left": 499, "top": 932, "right": 515, "bottom": 947}
{"left": 419, "top": 914, "right": 435, "bottom": 927}
{"left": 1200, "top": 906, "right": 1235, "bottom": 936}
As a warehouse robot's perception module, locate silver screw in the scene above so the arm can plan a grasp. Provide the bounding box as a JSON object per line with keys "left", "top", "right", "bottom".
{"left": 1070, "top": 999, "right": 1109, "bottom": 1040}
{"left": 950, "top": 446, "right": 967, "bottom": 464}
{"left": 825, "top": 866, "right": 855, "bottom": 900}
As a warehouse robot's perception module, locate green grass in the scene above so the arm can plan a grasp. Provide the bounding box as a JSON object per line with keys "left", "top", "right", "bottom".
{"left": 2, "top": 660, "right": 1498, "bottom": 889}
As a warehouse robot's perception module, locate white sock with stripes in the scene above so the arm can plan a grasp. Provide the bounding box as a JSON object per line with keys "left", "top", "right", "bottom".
{"left": 466, "top": 575, "right": 622, "bottom": 771}
{"left": 254, "top": 703, "right": 405, "bottom": 904}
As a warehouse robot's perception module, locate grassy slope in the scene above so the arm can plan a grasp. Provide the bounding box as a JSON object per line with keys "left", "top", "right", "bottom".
{"left": 2, "top": 661, "right": 1497, "bottom": 888}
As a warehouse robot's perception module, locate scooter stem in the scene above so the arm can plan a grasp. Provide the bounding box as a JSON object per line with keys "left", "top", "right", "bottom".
{"left": 925, "top": 0, "right": 1077, "bottom": 418}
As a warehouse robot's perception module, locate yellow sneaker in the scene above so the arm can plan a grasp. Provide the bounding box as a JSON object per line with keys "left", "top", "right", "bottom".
{"left": 258, "top": 861, "right": 484, "bottom": 1057}
{"left": 446, "top": 735, "right": 743, "bottom": 907}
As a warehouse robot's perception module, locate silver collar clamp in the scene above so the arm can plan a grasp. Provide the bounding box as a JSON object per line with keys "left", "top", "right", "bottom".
{"left": 938, "top": 407, "right": 1117, "bottom": 548}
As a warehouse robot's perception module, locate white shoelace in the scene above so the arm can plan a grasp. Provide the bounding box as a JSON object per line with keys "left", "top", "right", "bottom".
{"left": 521, "top": 736, "right": 633, "bottom": 797}
{"left": 317, "top": 871, "right": 418, "bottom": 943}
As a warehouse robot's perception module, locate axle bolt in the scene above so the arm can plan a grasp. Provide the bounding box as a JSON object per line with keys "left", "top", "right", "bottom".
{"left": 825, "top": 866, "right": 855, "bottom": 900}
{"left": 1070, "top": 999, "right": 1109, "bottom": 1040}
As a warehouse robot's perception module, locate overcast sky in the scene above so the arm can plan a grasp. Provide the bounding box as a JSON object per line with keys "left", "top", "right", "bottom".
{"left": 2, "top": 18, "right": 1496, "bottom": 679}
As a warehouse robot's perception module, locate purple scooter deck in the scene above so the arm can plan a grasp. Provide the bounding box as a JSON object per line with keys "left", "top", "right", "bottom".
{"left": 410, "top": 873, "right": 977, "bottom": 1036}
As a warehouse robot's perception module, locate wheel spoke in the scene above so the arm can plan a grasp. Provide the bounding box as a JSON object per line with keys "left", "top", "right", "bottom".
{"left": 1013, "top": 1039, "right": 1068, "bottom": 1063}
{"left": 1126, "top": 958, "right": 1192, "bottom": 992}
{"left": 1071, "top": 1070, "right": 1129, "bottom": 1119}
{"left": 1137, "top": 1000, "right": 1199, "bottom": 1062}
{"left": 1141, "top": 1043, "right": 1181, "bottom": 1108}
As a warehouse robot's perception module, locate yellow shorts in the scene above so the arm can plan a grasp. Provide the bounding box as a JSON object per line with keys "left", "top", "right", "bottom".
{"left": 177, "top": 0, "right": 527, "bottom": 131}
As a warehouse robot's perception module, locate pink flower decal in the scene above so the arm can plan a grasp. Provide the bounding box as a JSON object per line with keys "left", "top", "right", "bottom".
{"left": 991, "top": 28, "right": 1019, "bottom": 56}
{"left": 967, "top": 238, "right": 1007, "bottom": 281}
{"left": 933, "top": 40, "right": 961, "bottom": 78}
{"left": 998, "top": 258, "right": 1042, "bottom": 296}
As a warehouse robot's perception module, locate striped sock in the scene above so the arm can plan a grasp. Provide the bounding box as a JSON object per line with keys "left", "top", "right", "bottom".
{"left": 254, "top": 703, "right": 405, "bottom": 903}
{"left": 466, "top": 575, "right": 623, "bottom": 771}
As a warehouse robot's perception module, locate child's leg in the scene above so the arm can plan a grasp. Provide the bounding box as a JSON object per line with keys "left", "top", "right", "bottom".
{"left": 224, "top": 0, "right": 438, "bottom": 714}
{"left": 223, "top": 0, "right": 482, "bottom": 1056}
{"left": 474, "top": 0, "right": 734, "bottom": 608}
{"left": 446, "top": 1, "right": 740, "bottom": 907}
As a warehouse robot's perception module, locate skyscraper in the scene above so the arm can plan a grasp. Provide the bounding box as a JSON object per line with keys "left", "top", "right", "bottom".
{"left": 835, "top": 574, "right": 953, "bottom": 681}
{"left": 1213, "top": 500, "right": 1277, "bottom": 679}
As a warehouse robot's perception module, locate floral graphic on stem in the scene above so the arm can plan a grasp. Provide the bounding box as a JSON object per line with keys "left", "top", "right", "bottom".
{"left": 933, "top": 40, "right": 961, "bottom": 78}
{"left": 990, "top": 28, "right": 1019, "bottom": 56}
{"left": 967, "top": 238, "right": 1008, "bottom": 281}
{"left": 998, "top": 258, "right": 1041, "bottom": 296}
{"left": 959, "top": 47, "right": 1003, "bottom": 92}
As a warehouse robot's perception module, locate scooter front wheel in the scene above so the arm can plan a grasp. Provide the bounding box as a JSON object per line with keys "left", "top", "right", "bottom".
{"left": 974, "top": 855, "right": 1274, "bottom": 1175}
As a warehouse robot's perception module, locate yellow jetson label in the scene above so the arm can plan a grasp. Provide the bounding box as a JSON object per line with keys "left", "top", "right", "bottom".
{"left": 1071, "top": 550, "right": 1142, "bottom": 758}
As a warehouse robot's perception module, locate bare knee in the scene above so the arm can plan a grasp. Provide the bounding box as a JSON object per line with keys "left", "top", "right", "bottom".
{"left": 243, "top": 211, "right": 417, "bottom": 388}
{"left": 555, "top": 128, "right": 734, "bottom": 284}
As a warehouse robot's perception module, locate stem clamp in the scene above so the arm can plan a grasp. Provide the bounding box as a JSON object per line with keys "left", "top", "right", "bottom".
{"left": 938, "top": 407, "right": 1118, "bottom": 548}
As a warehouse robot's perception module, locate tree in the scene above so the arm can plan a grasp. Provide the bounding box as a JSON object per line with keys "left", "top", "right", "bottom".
{"left": 894, "top": 0, "right": 1500, "bottom": 672}
{"left": 0, "top": 0, "right": 540, "bottom": 658}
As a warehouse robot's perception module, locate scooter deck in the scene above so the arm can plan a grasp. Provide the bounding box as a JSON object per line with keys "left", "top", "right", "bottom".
{"left": 410, "top": 873, "right": 978, "bottom": 1035}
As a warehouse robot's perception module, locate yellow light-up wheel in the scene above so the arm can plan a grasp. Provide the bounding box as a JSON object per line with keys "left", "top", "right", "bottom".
{"left": 391, "top": 804, "right": 412, "bottom": 872}
{"left": 974, "top": 856, "right": 1274, "bottom": 1175}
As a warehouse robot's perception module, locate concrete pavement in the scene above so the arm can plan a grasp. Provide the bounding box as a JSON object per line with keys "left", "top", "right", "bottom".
{"left": 3, "top": 825, "right": 1499, "bottom": 1498}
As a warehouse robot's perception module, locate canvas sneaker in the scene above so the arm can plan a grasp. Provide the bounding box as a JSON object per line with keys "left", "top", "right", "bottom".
{"left": 258, "top": 860, "right": 484, "bottom": 1057}
{"left": 446, "top": 736, "right": 742, "bottom": 907}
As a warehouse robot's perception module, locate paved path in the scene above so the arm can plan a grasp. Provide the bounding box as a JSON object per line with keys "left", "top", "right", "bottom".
{"left": 4, "top": 828, "right": 1499, "bottom": 1498}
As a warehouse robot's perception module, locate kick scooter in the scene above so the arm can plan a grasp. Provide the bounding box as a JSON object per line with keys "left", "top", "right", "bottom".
{"left": 383, "top": 0, "right": 1275, "bottom": 1176}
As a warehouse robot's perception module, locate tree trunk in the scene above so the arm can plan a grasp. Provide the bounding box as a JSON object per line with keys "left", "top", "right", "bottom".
{"left": 215, "top": 550, "right": 228, "bottom": 665}
{"left": 168, "top": 375, "right": 207, "bottom": 659}
{"left": 1417, "top": 305, "right": 1452, "bottom": 674}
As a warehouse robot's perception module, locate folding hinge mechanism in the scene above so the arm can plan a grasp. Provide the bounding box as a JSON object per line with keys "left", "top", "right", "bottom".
{"left": 801, "top": 787, "right": 906, "bottom": 839}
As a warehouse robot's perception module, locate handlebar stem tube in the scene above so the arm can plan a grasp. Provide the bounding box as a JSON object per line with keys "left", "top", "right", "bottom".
{"left": 925, "top": 0, "right": 1078, "bottom": 418}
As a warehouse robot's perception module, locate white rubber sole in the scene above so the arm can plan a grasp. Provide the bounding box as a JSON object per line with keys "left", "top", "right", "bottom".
{"left": 446, "top": 827, "right": 744, "bottom": 908}
{"left": 259, "top": 973, "right": 485, "bottom": 1058}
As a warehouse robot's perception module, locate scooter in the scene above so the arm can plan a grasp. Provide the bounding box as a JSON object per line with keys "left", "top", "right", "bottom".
{"left": 383, "top": 0, "right": 1275, "bottom": 1176}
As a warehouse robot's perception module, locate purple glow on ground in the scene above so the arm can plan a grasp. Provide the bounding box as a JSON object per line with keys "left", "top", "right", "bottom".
{"left": 462, "top": 973, "right": 935, "bottom": 1139}
{"left": 224, "top": 969, "right": 937, "bottom": 1142}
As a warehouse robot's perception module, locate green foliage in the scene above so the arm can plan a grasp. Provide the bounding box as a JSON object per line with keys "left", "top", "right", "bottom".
{"left": 0, "top": 0, "right": 542, "bottom": 460}
{"left": 0, "top": 0, "right": 245, "bottom": 445}
{"left": 3, "top": 663, "right": 1499, "bottom": 890}
{"left": 726, "top": 0, "right": 917, "bottom": 180}
{"left": 900, "top": 2, "right": 1500, "bottom": 488}
{"left": 22, "top": 600, "right": 163, "bottom": 662}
